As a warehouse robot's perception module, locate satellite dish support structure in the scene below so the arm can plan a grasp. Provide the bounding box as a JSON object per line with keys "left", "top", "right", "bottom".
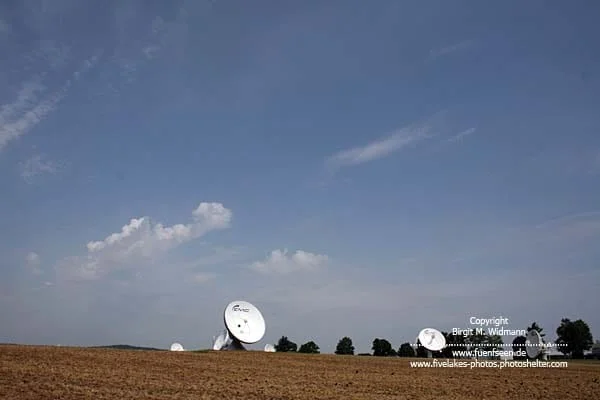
{"left": 212, "top": 300, "right": 266, "bottom": 351}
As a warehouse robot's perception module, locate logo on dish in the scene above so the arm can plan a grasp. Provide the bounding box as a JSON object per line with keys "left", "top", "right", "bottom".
{"left": 232, "top": 304, "right": 250, "bottom": 312}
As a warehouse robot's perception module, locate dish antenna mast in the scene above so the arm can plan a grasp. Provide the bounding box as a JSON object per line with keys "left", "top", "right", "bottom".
{"left": 170, "top": 342, "right": 184, "bottom": 351}
{"left": 525, "top": 329, "right": 546, "bottom": 360}
{"left": 212, "top": 330, "right": 230, "bottom": 350}
{"left": 212, "top": 300, "right": 266, "bottom": 351}
{"left": 418, "top": 328, "right": 446, "bottom": 358}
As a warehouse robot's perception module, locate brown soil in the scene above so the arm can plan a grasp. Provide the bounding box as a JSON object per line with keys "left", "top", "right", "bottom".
{"left": 1, "top": 345, "right": 598, "bottom": 399}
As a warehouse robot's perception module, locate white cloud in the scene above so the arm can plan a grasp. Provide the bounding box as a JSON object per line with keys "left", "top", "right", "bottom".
{"left": 0, "top": 81, "right": 44, "bottom": 121}
{"left": 250, "top": 249, "right": 328, "bottom": 274}
{"left": 56, "top": 202, "right": 233, "bottom": 281}
{"left": 86, "top": 217, "right": 148, "bottom": 253}
{"left": 0, "top": 43, "right": 101, "bottom": 153}
{"left": 325, "top": 115, "right": 443, "bottom": 172}
{"left": 86, "top": 202, "right": 231, "bottom": 255}
{"left": 428, "top": 39, "right": 476, "bottom": 60}
{"left": 55, "top": 255, "right": 100, "bottom": 281}
{"left": 20, "top": 154, "right": 59, "bottom": 182}
{"left": 0, "top": 80, "right": 64, "bottom": 152}
{"left": 447, "top": 127, "right": 476, "bottom": 143}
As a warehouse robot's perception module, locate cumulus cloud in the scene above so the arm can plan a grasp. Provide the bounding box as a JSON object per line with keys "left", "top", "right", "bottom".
{"left": 86, "top": 202, "right": 231, "bottom": 254}
{"left": 56, "top": 202, "right": 232, "bottom": 281}
{"left": 250, "top": 249, "right": 328, "bottom": 274}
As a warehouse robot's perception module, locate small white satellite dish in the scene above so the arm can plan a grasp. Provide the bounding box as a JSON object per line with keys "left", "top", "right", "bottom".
{"left": 170, "top": 342, "right": 184, "bottom": 351}
{"left": 264, "top": 343, "right": 275, "bottom": 352}
{"left": 526, "top": 329, "right": 542, "bottom": 359}
{"left": 541, "top": 342, "right": 550, "bottom": 360}
{"left": 213, "top": 300, "right": 266, "bottom": 351}
{"left": 418, "top": 328, "right": 446, "bottom": 352}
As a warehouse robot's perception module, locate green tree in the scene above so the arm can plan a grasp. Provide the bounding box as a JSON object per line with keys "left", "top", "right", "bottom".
{"left": 556, "top": 318, "right": 593, "bottom": 359}
{"left": 398, "top": 342, "right": 416, "bottom": 357}
{"left": 527, "top": 322, "right": 546, "bottom": 338}
{"left": 462, "top": 329, "right": 505, "bottom": 357}
{"left": 275, "top": 336, "right": 297, "bottom": 352}
{"left": 512, "top": 336, "right": 527, "bottom": 360}
{"left": 466, "top": 329, "right": 488, "bottom": 351}
{"left": 487, "top": 335, "right": 503, "bottom": 350}
{"left": 372, "top": 338, "right": 395, "bottom": 356}
{"left": 441, "top": 332, "right": 466, "bottom": 358}
{"left": 335, "top": 336, "right": 354, "bottom": 355}
{"left": 415, "top": 339, "right": 428, "bottom": 358}
{"left": 298, "top": 341, "right": 320, "bottom": 354}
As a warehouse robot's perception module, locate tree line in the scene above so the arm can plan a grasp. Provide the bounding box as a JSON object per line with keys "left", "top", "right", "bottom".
{"left": 273, "top": 318, "right": 595, "bottom": 359}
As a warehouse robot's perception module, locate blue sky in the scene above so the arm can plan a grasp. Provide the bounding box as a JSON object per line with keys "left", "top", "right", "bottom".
{"left": 1, "top": 0, "right": 599, "bottom": 353}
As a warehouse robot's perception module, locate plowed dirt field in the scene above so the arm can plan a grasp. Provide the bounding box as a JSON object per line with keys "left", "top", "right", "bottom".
{"left": 1, "top": 345, "right": 598, "bottom": 399}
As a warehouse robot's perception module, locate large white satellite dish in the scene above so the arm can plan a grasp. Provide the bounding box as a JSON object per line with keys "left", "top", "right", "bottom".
{"left": 418, "top": 328, "right": 446, "bottom": 352}
{"left": 264, "top": 343, "right": 275, "bottom": 352}
{"left": 212, "top": 300, "right": 266, "bottom": 351}
{"left": 526, "top": 329, "right": 542, "bottom": 359}
{"left": 170, "top": 342, "right": 184, "bottom": 351}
